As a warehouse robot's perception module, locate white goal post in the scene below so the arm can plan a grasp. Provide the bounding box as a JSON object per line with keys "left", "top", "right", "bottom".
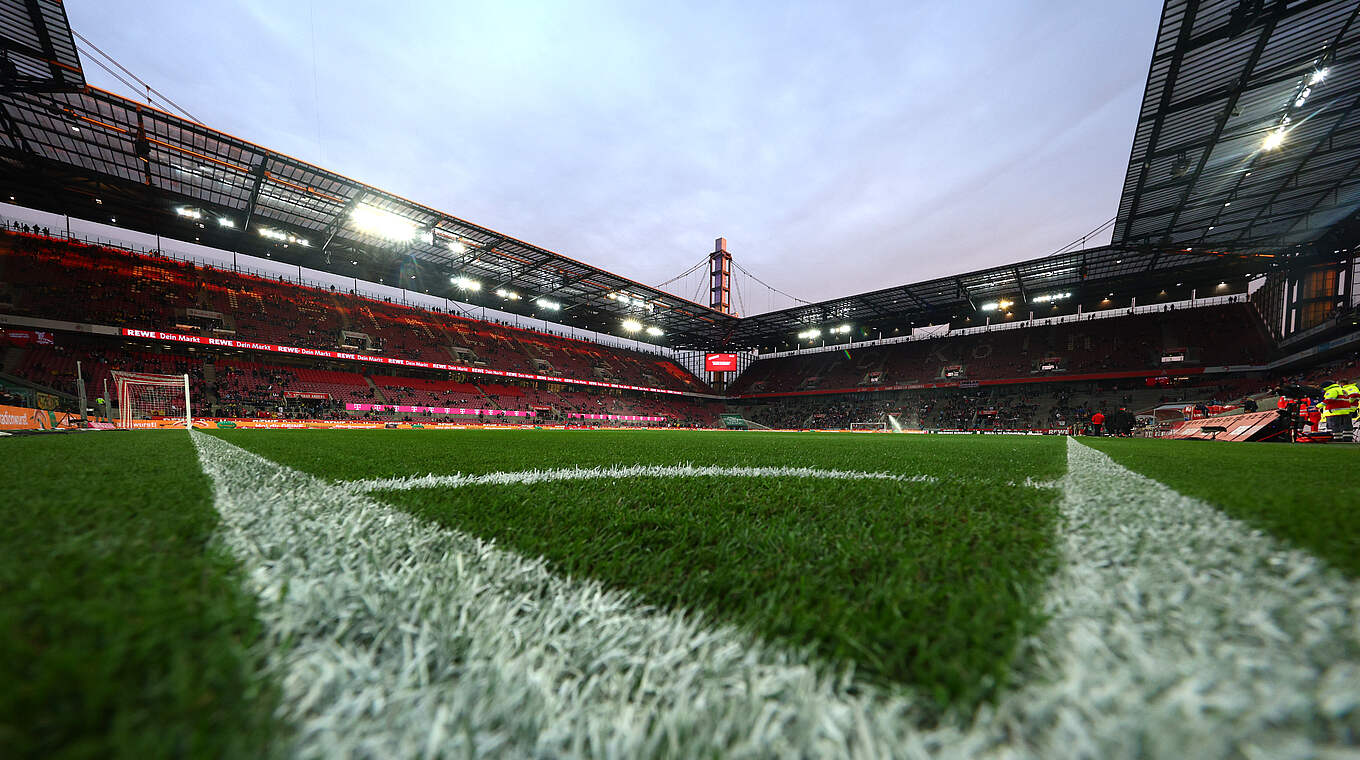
{"left": 112, "top": 371, "right": 192, "bottom": 429}
{"left": 849, "top": 421, "right": 888, "bottom": 432}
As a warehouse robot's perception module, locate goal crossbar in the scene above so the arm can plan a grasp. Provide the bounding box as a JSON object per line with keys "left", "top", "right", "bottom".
{"left": 112, "top": 371, "right": 191, "bottom": 430}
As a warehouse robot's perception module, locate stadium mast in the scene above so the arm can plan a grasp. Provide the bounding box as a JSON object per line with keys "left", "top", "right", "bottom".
{"left": 709, "top": 238, "right": 734, "bottom": 315}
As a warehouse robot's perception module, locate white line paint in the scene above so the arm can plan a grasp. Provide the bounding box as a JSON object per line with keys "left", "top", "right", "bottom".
{"left": 994, "top": 437, "right": 1360, "bottom": 759}
{"left": 193, "top": 431, "right": 1360, "bottom": 758}
{"left": 340, "top": 463, "right": 937, "bottom": 493}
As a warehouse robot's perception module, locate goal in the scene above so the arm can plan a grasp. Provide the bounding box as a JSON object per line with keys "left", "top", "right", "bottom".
{"left": 113, "top": 371, "right": 192, "bottom": 429}
{"left": 849, "top": 420, "right": 888, "bottom": 432}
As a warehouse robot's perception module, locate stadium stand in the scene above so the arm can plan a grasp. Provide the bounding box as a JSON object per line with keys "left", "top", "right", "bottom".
{"left": 729, "top": 304, "right": 1273, "bottom": 396}
{"left": 0, "top": 228, "right": 1347, "bottom": 435}
{"left": 0, "top": 231, "right": 710, "bottom": 395}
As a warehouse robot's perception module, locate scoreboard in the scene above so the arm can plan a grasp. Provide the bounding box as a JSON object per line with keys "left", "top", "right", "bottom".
{"left": 704, "top": 353, "right": 739, "bottom": 372}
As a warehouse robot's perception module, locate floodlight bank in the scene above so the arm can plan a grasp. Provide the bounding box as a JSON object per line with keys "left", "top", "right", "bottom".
{"left": 192, "top": 432, "right": 1360, "bottom": 758}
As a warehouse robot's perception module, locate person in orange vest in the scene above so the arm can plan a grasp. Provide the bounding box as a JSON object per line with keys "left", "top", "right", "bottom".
{"left": 1090, "top": 410, "right": 1105, "bottom": 436}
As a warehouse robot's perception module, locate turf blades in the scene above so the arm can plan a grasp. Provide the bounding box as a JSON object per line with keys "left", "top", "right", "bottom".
{"left": 191, "top": 431, "right": 943, "bottom": 758}
{"left": 343, "top": 463, "right": 936, "bottom": 493}
{"left": 191, "top": 431, "right": 1360, "bottom": 758}
{"left": 1003, "top": 438, "right": 1360, "bottom": 758}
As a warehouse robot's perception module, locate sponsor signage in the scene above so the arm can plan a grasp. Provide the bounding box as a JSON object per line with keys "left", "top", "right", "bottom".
{"left": 121, "top": 328, "right": 685, "bottom": 396}
{"left": 283, "top": 391, "right": 331, "bottom": 400}
{"left": 705, "top": 353, "right": 739, "bottom": 372}
{"left": 567, "top": 413, "right": 666, "bottom": 422}
{"left": 1, "top": 329, "right": 54, "bottom": 347}
{"left": 347, "top": 403, "right": 536, "bottom": 417}
{"left": 0, "top": 403, "right": 77, "bottom": 429}
{"left": 1166, "top": 410, "right": 1280, "bottom": 441}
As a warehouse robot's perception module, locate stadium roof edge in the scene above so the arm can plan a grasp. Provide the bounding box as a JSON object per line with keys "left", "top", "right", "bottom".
{"left": 0, "top": 0, "right": 1357, "bottom": 351}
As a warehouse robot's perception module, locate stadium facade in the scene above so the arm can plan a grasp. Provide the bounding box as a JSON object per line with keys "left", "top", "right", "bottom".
{"left": 0, "top": 0, "right": 1358, "bottom": 435}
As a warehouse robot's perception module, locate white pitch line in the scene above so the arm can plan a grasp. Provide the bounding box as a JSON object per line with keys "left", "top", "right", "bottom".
{"left": 987, "top": 437, "right": 1360, "bottom": 759}
{"left": 341, "top": 463, "right": 937, "bottom": 493}
{"left": 192, "top": 431, "right": 1360, "bottom": 759}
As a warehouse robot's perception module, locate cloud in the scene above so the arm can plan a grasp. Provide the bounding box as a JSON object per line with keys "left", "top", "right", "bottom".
{"left": 66, "top": 0, "right": 1162, "bottom": 312}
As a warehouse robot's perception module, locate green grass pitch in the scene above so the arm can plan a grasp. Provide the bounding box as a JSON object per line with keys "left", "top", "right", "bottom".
{"left": 2, "top": 428, "right": 1357, "bottom": 757}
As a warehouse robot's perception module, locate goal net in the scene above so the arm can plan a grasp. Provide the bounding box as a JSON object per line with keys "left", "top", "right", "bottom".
{"left": 849, "top": 420, "right": 888, "bottom": 432}
{"left": 113, "top": 371, "right": 192, "bottom": 429}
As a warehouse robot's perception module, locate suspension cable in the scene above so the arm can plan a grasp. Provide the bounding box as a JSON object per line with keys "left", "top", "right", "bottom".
{"left": 1046, "top": 216, "right": 1116, "bottom": 257}
{"left": 72, "top": 30, "right": 203, "bottom": 124}
{"left": 656, "top": 256, "right": 708, "bottom": 289}
{"left": 731, "top": 259, "right": 811, "bottom": 305}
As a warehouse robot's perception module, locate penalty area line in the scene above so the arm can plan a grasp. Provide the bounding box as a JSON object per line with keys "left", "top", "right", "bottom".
{"left": 188, "top": 431, "right": 1360, "bottom": 759}
{"left": 339, "top": 463, "right": 939, "bottom": 493}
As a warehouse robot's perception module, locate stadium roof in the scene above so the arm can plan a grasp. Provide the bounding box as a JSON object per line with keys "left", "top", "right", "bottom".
{"left": 0, "top": 0, "right": 82, "bottom": 93}
{"left": 1114, "top": 0, "right": 1360, "bottom": 251}
{"left": 0, "top": 83, "right": 736, "bottom": 346}
{"left": 0, "top": 1, "right": 1356, "bottom": 352}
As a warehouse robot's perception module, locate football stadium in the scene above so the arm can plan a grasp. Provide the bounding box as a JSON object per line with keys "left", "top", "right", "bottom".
{"left": 2, "top": 1, "right": 1360, "bottom": 757}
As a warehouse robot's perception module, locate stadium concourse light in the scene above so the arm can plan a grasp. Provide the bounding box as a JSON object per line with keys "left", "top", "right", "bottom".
{"left": 452, "top": 276, "right": 480, "bottom": 291}
{"left": 621, "top": 319, "right": 644, "bottom": 333}
{"left": 350, "top": 203, "right": 418, "bottom": 242}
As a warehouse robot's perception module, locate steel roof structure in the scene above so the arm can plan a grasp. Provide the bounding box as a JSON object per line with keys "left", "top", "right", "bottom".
{"left": 1114, "top": 0, "right": 1360, "bottom": 250}
{"left": 0, "top": 0, "right": 82, "bottom": 93}
{"left": 0, "top": 0, "right": 1356, "bottom": 353}
{"left": 0, "top": 81, "right": 736, "bottom": 346}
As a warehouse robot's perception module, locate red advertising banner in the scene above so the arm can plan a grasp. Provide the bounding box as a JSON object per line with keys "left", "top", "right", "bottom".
{"left": 705, "top": 353, "right": 739, "bottom": 372}
{"left": 283, "top": 391, "right": 331, "bottom": 400}
{"left": 121, "top": 328, "right": 685, "bottom": 396}
{"left": 1166, "top": 410, "right": 1281, "bottom": 441}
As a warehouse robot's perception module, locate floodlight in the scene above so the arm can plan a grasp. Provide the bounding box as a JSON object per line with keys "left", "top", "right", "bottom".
{"left": 535, "top": 298, "right": 561, "bottom": 310}
{"left": 447, "top": 239, "right": 467, "bottom": 254}
{"left": 453, "top": 276, "right": 480, "bottom": 291}
{"left": 217, "top": 216, "right": 235, "bottom": 228}
{"left": 349, "top": 203, "right": 417, "bottom": 242}
{"left": 175, "top": 206, "right": 202, "bottom": 220}
{"left": 1309, "top": 68, "right": 1329, "bottom": 86}
{"left": 495, "top": 288, "right": 521, "bottom": 300}
{"left": 1262, "top": 128, "right": 1285, "bottom": 151}
{"left": 622, "top": 319, "right": 643, "bottom": 333}
{"left": 645, "top": 326, "right": 663, "bottom": 337}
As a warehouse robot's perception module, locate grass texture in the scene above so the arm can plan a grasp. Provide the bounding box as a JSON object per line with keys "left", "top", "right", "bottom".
{"left": 208, "top": 428, "right": 1068, "bottom": 483}
{"left": 217, "top": 429, "right": 1066, "bottom": 712}
{"left": 1085, "top": 437, "right": 1360, "bottom": 576}
{"left": 0, "top": 432, "right": 280, "bottom": 760}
